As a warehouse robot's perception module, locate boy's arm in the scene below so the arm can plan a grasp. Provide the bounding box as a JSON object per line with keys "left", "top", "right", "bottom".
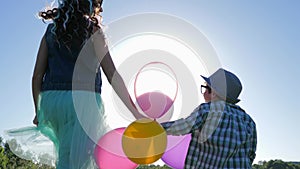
{"left": 161, "top": 105, "right": 207, "bottom": 135}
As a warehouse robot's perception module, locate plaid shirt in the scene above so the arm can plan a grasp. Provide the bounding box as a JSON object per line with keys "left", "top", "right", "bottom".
{"left": 161, "top": 101, "right": 257, "bottom": 169}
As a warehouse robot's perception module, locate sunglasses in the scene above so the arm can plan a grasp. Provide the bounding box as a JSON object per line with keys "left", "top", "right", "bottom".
{"left": 201, "top": 85, "right": 211, "bottom": 94}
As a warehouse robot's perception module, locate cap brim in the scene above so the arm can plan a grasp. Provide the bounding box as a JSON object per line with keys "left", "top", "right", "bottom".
{"left": 200, "top": 75, "right": 211, "bottom": 86}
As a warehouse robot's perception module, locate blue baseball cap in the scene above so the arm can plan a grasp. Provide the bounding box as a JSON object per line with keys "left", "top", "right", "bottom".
{"left": 201, "top": 68, "right": 242, "bottom": 104}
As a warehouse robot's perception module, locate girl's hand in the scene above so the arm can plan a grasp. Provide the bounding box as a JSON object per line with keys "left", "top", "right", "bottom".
{"left": 33, "top": 115, "right": 38, "bottom": 126}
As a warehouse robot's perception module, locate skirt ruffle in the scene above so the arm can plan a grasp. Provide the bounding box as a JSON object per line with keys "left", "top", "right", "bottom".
{"left": 5, "top": 90, "right": 110, "bottom": 169}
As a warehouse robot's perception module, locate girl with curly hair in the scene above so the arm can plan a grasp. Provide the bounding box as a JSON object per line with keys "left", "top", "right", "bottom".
{"left": 6, "top": 0, "right": 143, "bottom": 168}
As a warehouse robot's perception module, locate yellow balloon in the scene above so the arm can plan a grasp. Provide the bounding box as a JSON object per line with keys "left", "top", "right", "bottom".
{"left": 122, "top": 118, "right": 167, "bottom": 164}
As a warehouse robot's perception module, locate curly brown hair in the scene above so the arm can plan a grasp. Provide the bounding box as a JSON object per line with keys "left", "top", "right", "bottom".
{"left": 39, "top": 0, "right": 103, "bottom": 47}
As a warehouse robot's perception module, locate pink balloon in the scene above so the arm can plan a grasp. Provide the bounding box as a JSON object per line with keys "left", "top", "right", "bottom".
{"left": 136, "top": 91, "right": 174, "bottom": 119}
{"left": 94, "top": 128, "right": 138, "bottom": 169}
{"left": 161, "top": 134, "right": 192, "bottom": 169}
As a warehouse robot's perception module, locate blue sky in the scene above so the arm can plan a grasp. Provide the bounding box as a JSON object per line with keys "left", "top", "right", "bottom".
{"left": 1, "top": 0, "right": 300, "bottom": 165}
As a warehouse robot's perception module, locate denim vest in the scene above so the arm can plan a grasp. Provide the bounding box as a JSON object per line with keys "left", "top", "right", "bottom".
{"left": 41, "top": 24, "right": 102, "bottom": 93}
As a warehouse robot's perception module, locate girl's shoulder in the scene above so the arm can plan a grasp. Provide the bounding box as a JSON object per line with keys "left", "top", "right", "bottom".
{"left": 92, "top": 25, "right": 106, "bottom": 40}
{"left": 93, "top": 26, "right": 99, "bottom": 34}
{"left": 92, "top": 24, "right": 104, "bottom": 33}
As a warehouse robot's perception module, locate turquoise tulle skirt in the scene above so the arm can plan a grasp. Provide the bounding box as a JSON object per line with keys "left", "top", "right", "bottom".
{"left": 5, "top": 90, "right": 110, "bottom": 169}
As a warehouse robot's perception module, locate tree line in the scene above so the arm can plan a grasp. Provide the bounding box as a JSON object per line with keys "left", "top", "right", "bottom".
{"left": 1, "top": 137, "right": 299, "bottom": 169}
{"left": 252, "top": 160, "right": 300, "bottom": 169}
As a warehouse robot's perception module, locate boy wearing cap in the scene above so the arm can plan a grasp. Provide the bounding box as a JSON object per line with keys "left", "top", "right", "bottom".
{"left": 161, "top": 68, "right": 257, "bottom": 169}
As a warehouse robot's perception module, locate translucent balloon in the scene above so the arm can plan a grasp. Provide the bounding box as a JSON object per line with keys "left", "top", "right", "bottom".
{"left": 161, "top": 134, "right": 192, "bottom": 169}
{"left": 94, "top": 128, "right": 138, "bottom": 169}
{"left": 134, "top": 62, "right": 178, "bottom": 119}
{"left": 136, "top": 91, "right": 173, "bottom": 119}
{"left": 122, "top": 118, "right": 167, "bottom": 164}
